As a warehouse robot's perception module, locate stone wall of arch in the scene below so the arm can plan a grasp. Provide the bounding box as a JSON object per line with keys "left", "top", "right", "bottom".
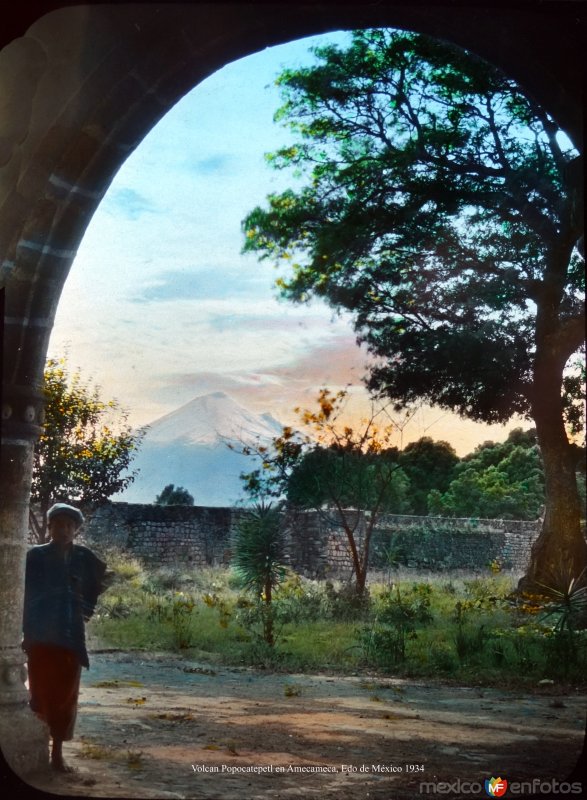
{"left": 0, "top": 1, "right": 583, "bottom": 778}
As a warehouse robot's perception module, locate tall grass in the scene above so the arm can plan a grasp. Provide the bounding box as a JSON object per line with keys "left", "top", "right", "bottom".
{"left": 88, "top": 551, "right": 587, "bottom": 687}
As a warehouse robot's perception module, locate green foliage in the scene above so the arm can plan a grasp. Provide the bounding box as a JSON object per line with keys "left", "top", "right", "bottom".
{"left": 269, "top": 573, "right": 324, "bottom": 623}
{"left": 271, "top": 575, "right": 370, "bottom": 624}
{"left": 237, "top": 425, "right": 303, "bottom": 502}
{"left": 398, "top": 438, "right": 459, "bottom": 515}
{"left": 562, "top": 354, "right": 586, "bottom": 445}
{"left": 239, "top": 388, "right": 414, "bottom": 597}
{"left": 359, "top": 584, "right": 433, "bottom": 668}
{"left": 232, "top": 504, "right": 287, "bottom": 596}
{"left": 231, "top": 503, "right": 287, "bottom": 645}
{"left": 538, "top": 568, "right": 587, "bottom": 634}
{"left": 242, "top": 27, "right": 586, "bottom": 583}
{"left": 89, "top": 561, "right": 587, "bottom": 686}
{"left": 372, "top": 533, "right": 408, "bottom": 576}
{"left": 244, "top": 29, "right": 582, "bottom": 424}
{"left": 154, "top": 484, "right": 194, "bottom": 506}
{"left": 427, "top": 429, "right": 545, "bottom": 519}
{"left": 287, "top": 444, "right": 411, "bottom": 514}
{"left": 31, "top": 357, "right": 145, "bottom": 542}
{"left": 452, "top": 600, "right": 489, "bottom": 664}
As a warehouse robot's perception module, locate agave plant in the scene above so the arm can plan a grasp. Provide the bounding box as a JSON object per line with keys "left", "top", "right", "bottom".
{"left": 232, "top": 503, "right": 287, "bottom": 645}
{"left": 537, "top": 567, "right": 587, "bottom": 633}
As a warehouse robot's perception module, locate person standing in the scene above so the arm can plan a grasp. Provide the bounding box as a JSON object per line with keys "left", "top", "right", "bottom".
{"left": 23, "top": 503, "right": 107, "bottom": 771}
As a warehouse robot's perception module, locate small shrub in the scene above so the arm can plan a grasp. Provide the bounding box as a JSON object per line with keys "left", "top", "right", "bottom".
{"left": 511, "top": 632, "right": 539, "bottom": 672}
{"left": 322, "top": 581, "right": 372, "bottom": 621}
{"left": 488, "top": 636, "right": 508, "bottom": 667}
{"left": 359, "top": 623, "right": 414, "bottom": 669}
{"left": 203, "top": 592, "right": 233, "bottom": 628}
{"left": 430, "top": 644, "right": 458, "bottom": 673}
{"left": 89, "top": 564, "right": 587, "bottom": 688}
{"left": 272, "top": 573, "right": 324, "bottom": 624}
{"left": 79, "top": 741, "right": 114, "bottom": 761}
{"left": 463, "top": 577, "right": 511, "bottom": 609}
{"left": 454, "top": 624, "right": 487, "bottom": 664}
{"left": 284, "top": 683, "right": 302, "bottom": 697}
{"left": 103, "top": 549, "right": 146, "bottom": 584}
{"left": 169, "top": 592, "right": 197, "bottom": 649}
{"left": 359, "top": 585, "right": 433, "bottom": 669}
{"left": 99, "top": 595, "right": 134, "bottom": 619}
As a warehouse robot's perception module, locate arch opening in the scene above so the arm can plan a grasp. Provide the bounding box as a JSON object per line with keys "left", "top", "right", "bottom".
{"left": 0, "top": 0, "right": 584, "bottom": 782}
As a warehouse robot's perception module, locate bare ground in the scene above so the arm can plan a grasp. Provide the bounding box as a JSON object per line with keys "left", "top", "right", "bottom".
{"left": 21, "top": 650, "right": 587, "bottom": 800}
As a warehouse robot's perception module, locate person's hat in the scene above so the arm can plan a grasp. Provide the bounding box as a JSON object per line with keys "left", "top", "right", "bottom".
{"left": 47, "top": 503, "right": 84, "bottom": 527}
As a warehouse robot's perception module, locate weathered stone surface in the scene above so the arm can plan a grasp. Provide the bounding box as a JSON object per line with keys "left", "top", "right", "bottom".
{"left": 82, "top": 502, "right": 542, "bottom": 578}
{"left": 0, "top": 434, "right": 48, "bottom": 774}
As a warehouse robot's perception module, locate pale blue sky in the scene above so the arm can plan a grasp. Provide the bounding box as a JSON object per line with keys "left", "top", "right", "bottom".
{"left": 49, "top": 30, "right": 519, "bottom": 454}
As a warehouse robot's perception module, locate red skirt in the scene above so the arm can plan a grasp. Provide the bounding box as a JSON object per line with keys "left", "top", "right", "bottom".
{"left": 26, "top": 643, "right": 82, "bottom": 741}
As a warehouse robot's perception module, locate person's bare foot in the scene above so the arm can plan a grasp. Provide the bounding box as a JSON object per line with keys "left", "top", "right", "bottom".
{"left": 51, "top": 740, "right": 75, "bottom": 773}
{"left": 50, "top": 756, "right": 75, "bottom": 773}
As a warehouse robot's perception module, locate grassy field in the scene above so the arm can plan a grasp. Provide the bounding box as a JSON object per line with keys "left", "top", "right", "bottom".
{"left": 88, "top": 550, "right": 587, "bottom": 689}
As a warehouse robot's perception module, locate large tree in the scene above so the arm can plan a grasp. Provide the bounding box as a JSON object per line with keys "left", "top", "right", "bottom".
{"left": 242, "top": 29, "right": 585, "bottom": 590}
{"left": 30, "top": 357, "right": 145, "bottom": 542}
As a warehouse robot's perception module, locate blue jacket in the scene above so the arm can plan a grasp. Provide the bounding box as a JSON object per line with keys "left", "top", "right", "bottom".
{"left": 23, "top": 542, "right": 107, "bottom": 668}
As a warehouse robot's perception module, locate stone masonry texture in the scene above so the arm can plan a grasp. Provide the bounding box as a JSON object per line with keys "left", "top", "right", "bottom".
{"left": 82, "top": 502, "right": 543, "bottom": 578}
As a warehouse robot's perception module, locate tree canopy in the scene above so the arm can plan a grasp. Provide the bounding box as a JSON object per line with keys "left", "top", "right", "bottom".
{"left": 31, "top": 357, "right": 145, "bottom": 542}
{"left": 398, "top": 437, "right": 459, "bottom": 515}
{"left": 243, "top": 29, "right": 582, "bottom": 422}
{"left": 242, "top": 28, "right": 585, "bottom": 587}
{"left": 286, "top": 444, "right": 411, "bottom": 516}
{"left": 154, "top": 484, "right": 195, "bottom": 506}
{"left": 428, "top": 431, "right": 545, "bottom": 520}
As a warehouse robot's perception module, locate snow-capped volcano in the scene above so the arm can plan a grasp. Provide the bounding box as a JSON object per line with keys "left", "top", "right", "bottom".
{"left": 114, "top": 392, "right": 284, "bottom": 506}
{"left": 146, "top": 391, "right": 283, "bottom": 446}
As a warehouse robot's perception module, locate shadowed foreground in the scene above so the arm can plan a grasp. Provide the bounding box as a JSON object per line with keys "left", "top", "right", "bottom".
{"left": 21, "top": 651, "right": 586, "bottom": 799}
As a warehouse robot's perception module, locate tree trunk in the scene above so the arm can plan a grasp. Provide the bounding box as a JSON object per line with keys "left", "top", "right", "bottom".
{"left": 335, "top": 506, "right": 366, "bottom": 596}
{"left": 264, "top": 579, "right": 274, "bottom": 646}
{"left": 352, "top": 513, "right": 369, "bottom": 597}
{"left": 519, "top": 349, "right": 587, "bottom": 593}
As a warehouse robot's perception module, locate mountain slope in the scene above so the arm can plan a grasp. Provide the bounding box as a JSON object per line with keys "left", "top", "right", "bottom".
{"left": 114, "top": 392, "right": 283, "bottom": 506}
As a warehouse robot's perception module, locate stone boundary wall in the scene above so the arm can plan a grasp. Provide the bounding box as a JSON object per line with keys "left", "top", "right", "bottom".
{"left": 82, "top": 504, "right": 239, "bottom": 569}
{"left": 317, "top": 513, "right": 540, "bottom": 578}
{"left": 82, "top": 502, "right": 542, "bottom": 577}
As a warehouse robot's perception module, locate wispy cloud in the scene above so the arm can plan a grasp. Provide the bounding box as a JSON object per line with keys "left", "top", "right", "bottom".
{"left": 131, "top": 268, "right": 262, "bottom": 303}
{"left": 104, "top": 188, "right": 159, "bottom": 220}
{"left": 186, "top": 153, "right": 235, "bottom": 175}
{"left": 128, "top": 266, "right": 334, "bottom": 313}
{"left": 156, "top": 335, "right": 375, "bottom": 420}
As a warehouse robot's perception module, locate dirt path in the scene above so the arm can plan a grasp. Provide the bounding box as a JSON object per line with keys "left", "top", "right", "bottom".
{"left": 23, "top": 651, "right": 586, "bottom": 799}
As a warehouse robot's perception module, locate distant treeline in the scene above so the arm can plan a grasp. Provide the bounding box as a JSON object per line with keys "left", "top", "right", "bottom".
{"left": 288, "top": 428, "right": 585, "bottom": 522}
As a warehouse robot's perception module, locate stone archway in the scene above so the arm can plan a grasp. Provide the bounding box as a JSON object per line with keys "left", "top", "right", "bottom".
{"left": 0, "top": 0, "right": 584, "bottom": 777}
